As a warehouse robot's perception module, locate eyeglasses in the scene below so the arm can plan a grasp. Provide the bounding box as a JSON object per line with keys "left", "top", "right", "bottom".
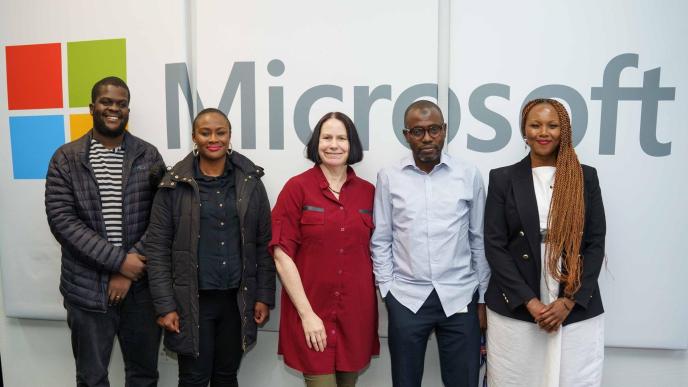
{"left": 403, "top": 125, "right": 444, "bottom": 139}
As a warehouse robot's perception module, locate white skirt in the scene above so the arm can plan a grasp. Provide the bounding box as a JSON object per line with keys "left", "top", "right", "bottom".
{"left": 487, "top": 309, "right": 604, "bottom": 387}
{"left": 486, "top": 243, "right": 604, "bottom": 387}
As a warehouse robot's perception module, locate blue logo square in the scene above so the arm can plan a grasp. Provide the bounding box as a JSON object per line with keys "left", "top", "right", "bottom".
{"left": 9, "top": 115, "right": 65, "bottom": 179}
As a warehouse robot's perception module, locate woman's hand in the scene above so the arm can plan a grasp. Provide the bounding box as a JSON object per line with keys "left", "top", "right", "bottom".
{"left": 525, "top": 297, "right": 546, "bottom": 321}
{"left": 537, "top": 298, "right": 574, "bottom": 332}
{"left": 301, "top": 311, "right": 327, "bottom": 352}
{"left": 274, "top": 246, "right": 326, "bottom": 351}
{"left": 157, "top": 311, "right": 180, "bottom": 333}
{"left": 254, "top": 301, "right": 270, "bottom": 325}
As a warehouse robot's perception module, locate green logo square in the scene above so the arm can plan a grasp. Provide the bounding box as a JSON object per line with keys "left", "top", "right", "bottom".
{"left": 67, "top": 38, "right": 126, "bottom": 108}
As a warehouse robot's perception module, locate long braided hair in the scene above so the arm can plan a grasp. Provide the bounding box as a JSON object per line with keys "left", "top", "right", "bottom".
{"left": 520, "top": 98, "right": 585, "bottom": 298}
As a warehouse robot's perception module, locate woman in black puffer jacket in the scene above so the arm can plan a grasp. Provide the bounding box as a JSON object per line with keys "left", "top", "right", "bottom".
{"left": 146, "top": 108, "right": 275, "bottom": 387}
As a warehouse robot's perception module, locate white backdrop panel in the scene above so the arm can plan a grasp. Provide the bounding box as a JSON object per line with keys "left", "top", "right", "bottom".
{"left": 0, "top": 0, "right": 191, "bottom": 319}
{"left": 449, "top": 0, "right": 688, "bottom": 349}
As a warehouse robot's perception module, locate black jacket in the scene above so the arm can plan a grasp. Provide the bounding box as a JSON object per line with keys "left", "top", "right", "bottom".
{"left": 146, "top": 152, "right": 275, "bottom": 356}
{"left": 45, "top": 131, "right": 165, "bottom": 312}
{"left": 484, "top": 156, "right": 606, "bottom": 325}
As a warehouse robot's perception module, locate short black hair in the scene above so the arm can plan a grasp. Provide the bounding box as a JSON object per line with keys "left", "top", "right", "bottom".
{"left": 91, "top": 76, "right": 130, "bottom": 103}
{"left": 192, "top": 108, "right": 232, "bottom": 134}
{"left": 403, "top": 99, "right": 444, "bottom": 127}
{"left": 305, "top": 112, "right": 364, "bottom": 165}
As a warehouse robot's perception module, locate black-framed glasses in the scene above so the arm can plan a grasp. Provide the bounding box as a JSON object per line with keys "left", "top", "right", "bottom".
{"left": 403, "top": 125, "right": 444, "bottom": 139}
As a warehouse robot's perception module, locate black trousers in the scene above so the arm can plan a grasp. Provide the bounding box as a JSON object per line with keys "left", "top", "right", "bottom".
{"left": 386, "top": 290, "right": 480, "bottom": 387}
{"left": 178, "top": 289, "right": 243, "bottom": 387}
{"left": 65, "top": 283, "right": 162, "bottom": 387}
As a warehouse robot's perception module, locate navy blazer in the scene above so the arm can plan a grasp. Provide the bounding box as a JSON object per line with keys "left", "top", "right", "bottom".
{"left": 484, "top": 156, "right": 606, "bottom": 325}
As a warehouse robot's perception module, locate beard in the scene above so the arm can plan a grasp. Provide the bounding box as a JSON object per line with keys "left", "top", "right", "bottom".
{"left": 93, "top": 115, "right": 128, "bottom": 138}
{"left": 416, "top": 145, "right": 441, "bottom": 163}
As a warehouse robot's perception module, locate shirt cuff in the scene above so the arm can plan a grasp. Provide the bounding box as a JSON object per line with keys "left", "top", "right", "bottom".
{"left": 378, "top": 281, "right": 392, "bottom": 299}
{"left": 478, "top": 285, "right": 487, "bottom": 303}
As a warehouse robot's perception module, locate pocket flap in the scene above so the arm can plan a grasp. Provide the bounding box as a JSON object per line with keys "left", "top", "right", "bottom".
{"left": 301, "top": 209, "right": 325, "bottom": 224}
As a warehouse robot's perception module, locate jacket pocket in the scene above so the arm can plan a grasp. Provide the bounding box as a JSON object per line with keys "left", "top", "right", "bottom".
{"left": 164, "top": 283, "right": 193, "bottom": 355}
{"left": 172, "top": 251, "right": 192, "bottom": 285}
{"left": 163, "top": 320, "right": 190, "bottom": 355}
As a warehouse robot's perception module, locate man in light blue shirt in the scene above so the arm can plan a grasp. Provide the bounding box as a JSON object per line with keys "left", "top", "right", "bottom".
{"left": 371, "top": 100, "right": 489, "bottom": 387}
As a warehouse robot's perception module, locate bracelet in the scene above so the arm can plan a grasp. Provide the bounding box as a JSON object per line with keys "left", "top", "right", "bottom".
{"left": 560, "top": 299, "right": 572, "bottom": 311}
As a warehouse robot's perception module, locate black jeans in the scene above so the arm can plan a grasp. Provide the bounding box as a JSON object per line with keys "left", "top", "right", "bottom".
{"left": 178, "top": 289, "right": 243, "bottom": 387}
{"left": 386, "top": 290, "right": 480, "bottom": 387}
{"left": 65, "top": 282, "right": 162, "bottom": 387}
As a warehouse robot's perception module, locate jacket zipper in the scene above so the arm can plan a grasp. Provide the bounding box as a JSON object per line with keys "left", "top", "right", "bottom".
{"left": 189, "top": 176, "right": 202, "bottom": 357}
{"left": 237, "top": 172, "right": 252, "bottom": 351}
{"left": 82, "top": 148, "right": 111, "bottom": 312}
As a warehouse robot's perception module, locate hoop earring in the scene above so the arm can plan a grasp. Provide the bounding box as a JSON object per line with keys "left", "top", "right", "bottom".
{"left": 227, "top": 141, "right": 233, "bottom": 156}
{"left": 192, "top": 142, "right": 199, "bottom": 157}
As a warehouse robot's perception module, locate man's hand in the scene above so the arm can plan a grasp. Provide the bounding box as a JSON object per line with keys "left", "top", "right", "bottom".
{"left": 477, "top": 303, "right": 487, "bottom": 333}
{"left": 157, "top": 311, "right": 180, "bottom": 333}
{"left": 119, "top": 253, "right": 147, "bottom": 280}
{"left": 107, "top": 273, "right": 132, "bottom": 305}
{"left": 254, "top": 302, "right": 270, "bottom": 325}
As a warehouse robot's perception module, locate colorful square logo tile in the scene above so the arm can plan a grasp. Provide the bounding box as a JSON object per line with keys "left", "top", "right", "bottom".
{"left": 69, "top": 114, "right": 93, "bottom": 141}
{"left": 5, "top": 38, "right": 126, "bottom": 179}
{"left": 9, "top": 115, "right": 65, "bottom": 179}
{"left": 67, "top": 39, "right": 127, "bottom": 108}
{"left": 5, "top": 43, "right": 63, "bottom": 110}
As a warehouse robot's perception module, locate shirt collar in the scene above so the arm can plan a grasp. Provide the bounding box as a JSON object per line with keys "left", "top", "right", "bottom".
{"left": 90, "top": 137, "right": 124, "bottom": 152}
{"left": 400, "top": 152, "right": 452, "bottom": 173}
{"left": 194, "top": 156, "right": 233, "bottom": 181}
{"left": 313, "top": 164, "right": 356, "bottom": 190}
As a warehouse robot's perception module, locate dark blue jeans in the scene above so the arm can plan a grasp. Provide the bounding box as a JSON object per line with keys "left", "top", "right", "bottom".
{"left": 177, "top": 289, "right": 243, "bottom": 387}
{"left": 65, "top": 282, "right": 162, "bottom": 387}
{"left": 386, "top": 290, "right": 480, "bottom": 387}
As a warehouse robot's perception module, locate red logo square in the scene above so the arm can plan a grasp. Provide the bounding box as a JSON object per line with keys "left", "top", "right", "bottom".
{"left": 6, "top": 43, "right": 63, "bottom": 110}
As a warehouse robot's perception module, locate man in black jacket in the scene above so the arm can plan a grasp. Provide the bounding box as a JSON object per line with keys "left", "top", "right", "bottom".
{"left": 45, "top": 77, "right": 165, "bottom": 387}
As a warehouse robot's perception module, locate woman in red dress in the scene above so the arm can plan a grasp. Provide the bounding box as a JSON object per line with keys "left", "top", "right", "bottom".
{"left": 270, "top": 112, "right": 379, "bottom": 387}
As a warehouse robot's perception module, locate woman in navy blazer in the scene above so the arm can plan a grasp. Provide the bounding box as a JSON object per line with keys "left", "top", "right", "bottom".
{"left": 484, "top": 98, "right": 606, "bottom": 387}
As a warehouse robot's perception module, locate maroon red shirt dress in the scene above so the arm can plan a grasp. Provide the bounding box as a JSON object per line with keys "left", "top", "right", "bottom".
{"left": 269, "top": 165, "right": 380, "bottom": 374}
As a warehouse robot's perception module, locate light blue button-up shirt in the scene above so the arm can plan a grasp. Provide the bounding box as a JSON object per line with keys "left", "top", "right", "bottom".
{"left": 371, "top": 153, "right": 489, "bottom": 317}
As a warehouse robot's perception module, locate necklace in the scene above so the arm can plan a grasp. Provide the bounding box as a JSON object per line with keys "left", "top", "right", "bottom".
{"left": 328, "top": 186, "right": 340, "bottom": 194}
{"left": 533, "top": 168, "right": 555, "bottom": 191}
{"left": 199, "top": 167, "right": 221, "bottom": 177}
{"left": 320, "top": 165, "right": 346, "bottom": 195}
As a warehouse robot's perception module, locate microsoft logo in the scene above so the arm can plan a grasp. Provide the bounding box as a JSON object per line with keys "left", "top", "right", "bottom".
{"left": 5, "top": 38, "right": 126, "bottom": 179}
